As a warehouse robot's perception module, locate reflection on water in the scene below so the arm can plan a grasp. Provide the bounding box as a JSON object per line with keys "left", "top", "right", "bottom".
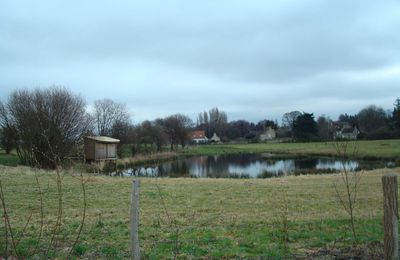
{"left": 115, "top": 153, "right": 396, "bottom": 178}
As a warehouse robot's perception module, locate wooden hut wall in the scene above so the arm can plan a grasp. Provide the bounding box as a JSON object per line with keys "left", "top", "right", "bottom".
{"left": 84, "top": 138, "right": 96, "bottom": 161}
{"left": 107, "top": 144, "right": 116, "bottom": 158}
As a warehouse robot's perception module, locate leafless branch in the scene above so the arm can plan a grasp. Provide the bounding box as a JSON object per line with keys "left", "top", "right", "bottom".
{"left": 67, "top": 171, "right": 87, "bottom": 259}
{"left": 0, "top": 180, "right": 19, "bottom": 258}
{"left": 155, "top": 182, "right": 181, "bottom": 259}
{"left": 332, "top": 140, "right": 362, "bottom": 241}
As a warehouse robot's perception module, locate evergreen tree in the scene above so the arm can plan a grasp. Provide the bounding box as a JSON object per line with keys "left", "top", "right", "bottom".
{"left": 293, "top": 112, "right": 318, "bottom": 141}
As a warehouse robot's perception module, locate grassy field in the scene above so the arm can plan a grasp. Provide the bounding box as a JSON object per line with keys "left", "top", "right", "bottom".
{"left": 183, "top": 139, "right": 400, "bottom": 159}
{"left": 1, "top": 166, "right": 398, "bottom": 259}
{"left": 0, "top": 150, "right": 19, "bottom": 166}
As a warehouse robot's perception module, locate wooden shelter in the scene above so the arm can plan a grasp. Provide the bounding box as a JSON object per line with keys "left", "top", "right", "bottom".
{"left": 84, "top": 136, "right": 120, "bottom": 162}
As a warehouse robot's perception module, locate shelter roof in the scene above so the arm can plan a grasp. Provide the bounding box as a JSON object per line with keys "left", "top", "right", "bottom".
{"left": 85, "top": 136, "right": 120, "bottom": 143}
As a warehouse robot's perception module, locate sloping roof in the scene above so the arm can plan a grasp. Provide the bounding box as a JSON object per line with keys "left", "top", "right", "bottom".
{"left": 342, "top": 127, "right": 357, "bottom": 134}
{"left": 85, "top": 136, "right": 120, "bottom": 143}
{"left": 263, "top": 127, "right": 276, "bottom": 133}
{"left": 190, "top": 130, "right": 206, "bottom": 139}
{"left": 332, "top": 121, "right": 351, "bottom": 130}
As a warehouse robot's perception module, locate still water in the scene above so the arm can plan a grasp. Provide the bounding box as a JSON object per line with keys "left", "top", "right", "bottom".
{"left": 115, "top": 153, "right": 396, "bottom": 178}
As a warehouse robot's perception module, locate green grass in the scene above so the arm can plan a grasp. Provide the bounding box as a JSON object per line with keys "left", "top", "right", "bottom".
{"left": 0, "top": 166, "right": 397, "bottom": 258}
{"left": 183, "top": 139, "right": 400, "bottom": 159}
{"left": 0, "top": 149, "right": 19, "bottom": 166}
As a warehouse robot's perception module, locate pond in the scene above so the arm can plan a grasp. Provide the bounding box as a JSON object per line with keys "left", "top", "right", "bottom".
{"left": 114, "top": 153, "right": 397, "bottom": 178}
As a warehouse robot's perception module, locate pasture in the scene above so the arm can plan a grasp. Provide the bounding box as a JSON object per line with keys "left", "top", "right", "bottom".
{"left": 185, "top": 139, "right": 400, "bottom": 159}
{"left": 0, "top": 166, "right": 397, "bottom": 258}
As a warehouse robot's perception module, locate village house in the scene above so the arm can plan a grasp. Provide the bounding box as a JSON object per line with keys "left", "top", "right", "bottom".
{"left": 84, "top": 136, "right": 120, "bottom": 162}
{"left": 340, "top": 126, "right": 360, "bottom": 140}
{"left": 332, "top": 122, "right": 360, "bottom": 140}
{"left": 190, "top": 130, "right": 208, "bottom": 144}
{"left": 259, "top": 127, "right": 276, "bottom": 142}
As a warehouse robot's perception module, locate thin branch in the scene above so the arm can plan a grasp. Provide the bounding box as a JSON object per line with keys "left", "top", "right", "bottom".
{"left": 15, "top": 211, "right": 33, "bottom": 248}
{"left": 32, "top": 171, "right": 44, "bottom": 256}
{"left": 155, "top": 182, "right": 181, "bottom": 259}
{"left": 45, "top": 166, "right": 63, "bottom": 257}
{"left": 4, "top": 204, "right": 8, "bottom": 258}
{"left": 332, "top": 140, "right": 360, "bottom": 241}
{"left": 67, "top": 172, "right": 87, "bottom": 259}
{"left": 0, "top": 180, "right": 19, "bottom": 258}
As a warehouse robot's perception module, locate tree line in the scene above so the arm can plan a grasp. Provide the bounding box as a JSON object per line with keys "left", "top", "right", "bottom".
{"left": 0, "top": 87, "right": 196, "bottom": 168}
{"left": 285, "top": 101, "right": 400, "bottom": 141}
{"left": 0, "top": 86, "right": 399, "bottom": 168}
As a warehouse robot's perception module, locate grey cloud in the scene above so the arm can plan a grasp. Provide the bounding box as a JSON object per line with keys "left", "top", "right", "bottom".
{"left": 1, "top": 0, "right": 399, "bottom": 123}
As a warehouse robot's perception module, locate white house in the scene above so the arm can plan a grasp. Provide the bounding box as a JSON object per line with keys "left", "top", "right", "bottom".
{"left": 210, "top": 133, "right": 222, "bottom": 144}
{"left": 340, "top": 126, "right": 360, "bottom": 140}
{"left": 332, "top": 122, "right": 360, "bottom": 140}
{"left": 259, "top": 127, "right": 276, "bottom": 142}
{"left": 190, "top": 130, "right": 208, "bottom": 144}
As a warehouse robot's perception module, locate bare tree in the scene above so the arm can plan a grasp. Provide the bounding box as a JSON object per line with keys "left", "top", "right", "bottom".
{"left": 93, "top": 98, "right": 130, "bottom": 136}
{"left": 333, "top": 140, "right": 362, "bottom": 241}
{"left": 111, "top": 120, "right": 135, "bottom": 156}
{"left": 317, "top": 115, "right": 331, "bottom": 141}
{"left": 135, "top": 120, "right": 165, "bottom": 153}
{"left": 196, "top": 112, "right": 204, "bottom": 127}
{"left": 0, "top": 87, "right": 91, "bottom": 168}
{"left": 226, "top": 120, "right": 251, "bottom": 140}
{"left": 208, "top": 107, "right": 228, "bottom": 138}
{"left": 0, "top": 125, "right": 18, "bottom": 154}
{"left": 196, "top": 108, "right": 228, "bottom": 138}
{"left": 152, "top": 119, "right": 168, "bottom": 152}
{"left": 163, "top": 114, "right": 193, "bottom": 150}
{"left": 0, "top": 102, "right": 18, "bottom": 154}
{"left": 282, "top": 111, "right": 301, "bottom": 128}
{"left": 357, "top": 105, "right": 391, "bottom": 139}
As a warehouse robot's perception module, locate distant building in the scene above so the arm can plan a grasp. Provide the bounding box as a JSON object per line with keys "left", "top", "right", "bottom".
{"left": 190, "top": 130, "right": 208, "bottom": 144}
{"left": 210, "top": 133, "right": 222, "bottom": 144}
{"left": 259, "top": 127, "right": 276, "bottom": 142}
{"left": 332, "top": 122, "right": 360, "bottom": 140}
{"left": 340, "top": 126, "right": 360, "bottom": 140}
{"left": 84, "top": 136, "right": 120, "bottom": 162}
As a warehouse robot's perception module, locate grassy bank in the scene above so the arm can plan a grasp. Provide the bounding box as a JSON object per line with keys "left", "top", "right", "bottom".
{"left": 1, "top": 166, "right": 398, "bottom": 258}
{"left": 183, "top": 139, "right": 400, "bottom": 159}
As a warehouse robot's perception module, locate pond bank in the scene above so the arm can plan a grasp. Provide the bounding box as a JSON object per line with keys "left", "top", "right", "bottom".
{"left": 116, "top": 140, "right": 400, "bottom": 166}
{"left": 181, "top": 140, "right": 400, "bottom": 159}
{"left": 86, "top": 140, "right": 400, "bottom": 174}
{"left": 111, "top": 153, "right": 397, "bottom": 178}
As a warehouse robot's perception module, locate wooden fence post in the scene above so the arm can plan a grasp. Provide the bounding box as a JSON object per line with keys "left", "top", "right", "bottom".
{"left": 131, "top": 180, "right": 140, "bottom": 260}
{"left": 383, "top": 174, "right": 399, "bottom": 260}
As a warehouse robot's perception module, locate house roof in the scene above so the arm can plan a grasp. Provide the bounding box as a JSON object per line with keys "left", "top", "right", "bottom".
{"left": 85, "top": 136, "right": 120, "bottom": 143}
{"left": 342, "top": 127, "right": 356, "bottom": 134}
{"left": 263, "top": 127, "right": 276, "bottom": 133}
{"left": 190, "top": 130, "right": 206, "bottom": 139}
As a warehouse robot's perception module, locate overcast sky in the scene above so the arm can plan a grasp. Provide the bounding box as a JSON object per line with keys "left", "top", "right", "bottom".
{"left": 1, "top": 0, "right": 399, "bottom": 124}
